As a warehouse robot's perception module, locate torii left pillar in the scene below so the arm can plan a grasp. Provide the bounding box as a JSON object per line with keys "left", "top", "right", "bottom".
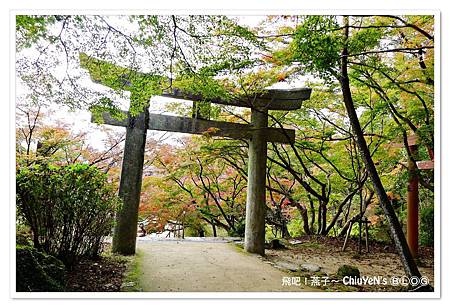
{"left": 112, "top": 109, "right": 149, "bottom": 255}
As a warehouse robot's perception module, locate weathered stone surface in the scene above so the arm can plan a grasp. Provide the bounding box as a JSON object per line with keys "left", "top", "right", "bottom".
{"left": 300, "top": 263, "right": 321, "bottom": 273}
{"left": 93, "top": 111, "right": 295, "bottom": 144}
{"left": 112, "top": 110, "right": 148, "bottom": 255}
{"left": 274, "top": 261, "right": 299, "bottom": 272}
{"left": 244, "top": 109, "right": 268, "bottom": 255}
{"left": 161, "top": 87, "right": 312, "bottom": 110}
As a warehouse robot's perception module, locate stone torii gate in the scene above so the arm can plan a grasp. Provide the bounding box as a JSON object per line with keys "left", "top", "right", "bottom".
{"left": 82, "top": 56, "right": 311, "bottom": 255}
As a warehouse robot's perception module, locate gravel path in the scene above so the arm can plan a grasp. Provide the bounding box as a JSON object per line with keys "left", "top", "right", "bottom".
{"left": 137, "top": 240, "right": 315, "bottom": 292}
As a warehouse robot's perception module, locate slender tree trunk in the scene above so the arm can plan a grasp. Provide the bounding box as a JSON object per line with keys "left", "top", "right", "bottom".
{"left": 317, "top": 202, "right": 322, "bottom": 235}
{"left": 339, "top": 16, "right": 425, "bottom": 287}
{"left": 320, "top": 203, "right": 327, "bottom": 235}
{"left": 212, "top": 223, "right": 217, "bottom": 237}
{"left": 344, "top": 195, "right": 353, "bottom": 223}
{"left": 282, "top": 221, "right": 290, "bottom": 238}
{"left": 294, "top": 202, "right": 311, "bottom": 235}
{"left": 308, "top": 195, "right": 316, "bottom": 231}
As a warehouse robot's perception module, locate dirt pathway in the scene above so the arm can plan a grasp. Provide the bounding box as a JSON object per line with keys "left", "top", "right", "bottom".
{"left": 137, "top": 240, "right": 315, "bottom": 292}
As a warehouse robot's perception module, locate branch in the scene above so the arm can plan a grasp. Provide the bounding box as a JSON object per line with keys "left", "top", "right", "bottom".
{"left": 346, "top": 46, "right": 433, "bottom": 58}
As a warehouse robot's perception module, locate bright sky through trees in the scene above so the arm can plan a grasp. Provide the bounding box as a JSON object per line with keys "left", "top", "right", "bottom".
{"left": 16, "top": 15, "right": 312, "bottom": 150}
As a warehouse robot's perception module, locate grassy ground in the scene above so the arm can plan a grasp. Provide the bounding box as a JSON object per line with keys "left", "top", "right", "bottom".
{"left": 120, "top": 249, "right": 144, "bottom": 292}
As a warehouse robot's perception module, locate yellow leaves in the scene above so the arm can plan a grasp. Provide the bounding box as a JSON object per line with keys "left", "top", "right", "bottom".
{"left": 201, "top": 127, "right": 220, "bottom": 137}
{"left": 261, "top": 54, "right": 280, "bottom": 65}
{"left": 260, "top": 53, "right": 287, "bottom": 66}
{"left": 39, "top": 126, "right": 69, "bottom": 141}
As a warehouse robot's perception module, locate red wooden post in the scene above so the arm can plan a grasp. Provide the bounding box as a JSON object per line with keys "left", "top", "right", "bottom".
{"left": 392, "top": 134, "right": 434, "bottom": 259}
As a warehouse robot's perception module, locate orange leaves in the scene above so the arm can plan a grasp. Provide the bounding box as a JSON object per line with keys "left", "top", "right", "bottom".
{"left": 276, "top": 72, "right": 287, "bottom": 82}
{"left": 386, "top": 191, "right": 401, "bottom": 201}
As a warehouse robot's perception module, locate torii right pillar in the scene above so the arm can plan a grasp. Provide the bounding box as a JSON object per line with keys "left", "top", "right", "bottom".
{"left": 244, "top": 107, "right": 268, "bottom": 254}
{"left": 162, "top": 87, "right": 312, "bottom": 255}
{"left": 242, "top": 88, "right": 312, "bottom": 255}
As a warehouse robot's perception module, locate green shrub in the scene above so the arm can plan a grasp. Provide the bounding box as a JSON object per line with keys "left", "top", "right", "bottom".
{"left": 420, "top": 206, "right": 434, "bottom": 246}
{"left": 16, "top": 163, "right": 121, "bottom": 267}
{"left": 228, "top": 220, "right": 245, "bottom": 237}
{"left": 16, "top": 245, "right": 66, "bottom": 292}
{"left": 16, "top": 224, "right": 32, "bottom": 246}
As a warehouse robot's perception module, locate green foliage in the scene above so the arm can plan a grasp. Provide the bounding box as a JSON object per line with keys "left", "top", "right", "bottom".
{"left": 16, "top": 224, "right": 32, "bottom": 246}
{"left": 79, "top": 53, "right": 163, "bottom": 115}
{"left": 420, "top": 206, "right": 434, "bottom": 246}
{"left": 18, "top": 15, "right": 263, "bottom": 112}
{"left": 287, "top": 215, "right": 306, "bottom": 238}
{"left": 16, "top": 162, "right": 121, "bottom": 267}
{"left": 16, "top": 14, "right": 435, "bottom": 248}
{"left": 16, "top": 245, "right": 66, "bottom": 292}
{"left": 16, "top": 15, "right": 56, "bottom": 49}
{"left": 228, "top": 221, "right": 245, "bottom": 237}
{"left": 288, "top": 16, "right": 342, "bottom": 81}
{"left": 172, "top": 75, "right": 234, "bottom": 102}
{"left": 90, "top": 97, "right": 128, "bottom": 123}
{"left": 367, "top": 219, "right": 393, "bottom": 244}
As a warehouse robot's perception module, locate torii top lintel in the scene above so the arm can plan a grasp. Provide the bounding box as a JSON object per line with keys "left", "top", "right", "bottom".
{"left": 79, "top": 53, "right": 311, "bottom": 111}
{"left": 160, "top": 87, "right": 312, "bottom": 111}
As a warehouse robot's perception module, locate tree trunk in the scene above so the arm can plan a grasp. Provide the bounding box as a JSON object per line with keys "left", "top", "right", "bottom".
{"left": 308, "top": 195, "right": 316, "bottom": 231}
{"left": 320, "top": 202, "right": 327, "bottom": 235}
{"left": 212, "top": 223, "right": 217, "bottom": 237}
{"left": 339, "top": 16, "right": 424, "bottom": 284}
{"left": 294, "top": 202, "right": 311, "bottom": 235}
{"left": 326, "top": 189, "right": 359, "bottom": 234}
{"left": 317, "top": 201, "right": 322, "bottom": 235}
{"left": 281, "top": 221, "right": 290, "bottom": 238}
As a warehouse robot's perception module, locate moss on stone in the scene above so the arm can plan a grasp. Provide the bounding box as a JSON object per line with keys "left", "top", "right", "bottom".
{"left": 336, "top": 264, "right": 360, "bottom": 279}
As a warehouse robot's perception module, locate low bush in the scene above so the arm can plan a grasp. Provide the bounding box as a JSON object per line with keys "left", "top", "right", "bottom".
{"left": 16, "top": 163, "right": 121, "bottom": 267}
